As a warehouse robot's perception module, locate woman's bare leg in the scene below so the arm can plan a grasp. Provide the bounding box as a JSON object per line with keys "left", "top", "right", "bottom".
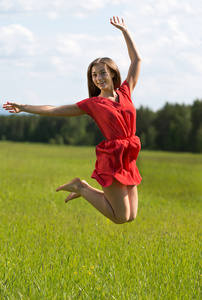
{"left": 56, "top": 178, "right": 132, "bottom": 224}
{"left": 102, "top": 180, "right": 131, "bottom": 223}
{"left": 127, "top": 185, "right": 138, "bottom": 222}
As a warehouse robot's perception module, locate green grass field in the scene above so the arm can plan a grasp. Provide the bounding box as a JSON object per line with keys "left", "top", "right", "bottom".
{"left": 0, "top": 142, "right": 201, "bottom": 300}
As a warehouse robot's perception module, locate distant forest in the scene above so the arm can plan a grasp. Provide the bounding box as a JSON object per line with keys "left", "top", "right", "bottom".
{"left": 0, "top": 99, "right": 202, "bottom": 153}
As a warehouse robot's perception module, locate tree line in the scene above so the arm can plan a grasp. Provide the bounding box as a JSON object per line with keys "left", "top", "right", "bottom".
{"left": 0, "top": 100, "right": 202, "bottom": 153}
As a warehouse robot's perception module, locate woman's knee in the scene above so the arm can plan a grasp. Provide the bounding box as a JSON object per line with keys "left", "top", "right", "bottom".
{"left": 129, "top": 206, "right": 138, "bottom": 222}
{"left": 113, "top": 217, "right": 128, "bottom": 224}
{"left": 112, "top": 210, "right": 137, "bottom": 224}
{"left": 127, "top": 212, "right": 137, "bottom": 222}
{"left": 113, "top": 210, "right": 131, "bottom": 224}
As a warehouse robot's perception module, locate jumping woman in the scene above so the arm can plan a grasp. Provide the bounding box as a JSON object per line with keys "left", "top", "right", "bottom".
{"left": 3, "top": 16, "right": 142, "bottom": 224}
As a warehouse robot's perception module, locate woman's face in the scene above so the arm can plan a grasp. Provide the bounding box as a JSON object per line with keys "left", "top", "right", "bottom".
{"left": 91, "top": 63, "right": 114, "bottom": 92}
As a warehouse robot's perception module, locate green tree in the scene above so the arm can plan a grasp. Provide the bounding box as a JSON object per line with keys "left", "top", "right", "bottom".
{"left": 190, "top": 99, "right": 202, "bottom": 152}
{"left": 136, "top": 106, "right": 157, "bottom": 149}
{"left": 155, "top": 103, "right": 192, "bottom": 151}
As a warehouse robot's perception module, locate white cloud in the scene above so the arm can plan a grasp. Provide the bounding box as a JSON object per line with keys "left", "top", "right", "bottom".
{"left": 47, "top": 11, "right": 59, "bottom": 20}
{"left": 55, "top": 36, "right": 82, "bottom": 57}
{"left": 80, "top": 0, "right": 126, "bottom": 11}
{"left": 0, "top": 24, "right": 35, "bottom": 57}
{"left": 0, "top": 26, "right": 126, "bottom": 71}
{"left": 123, "top": 0, "right": 202, "bottom": 108}
{"left": 81, "top": 0, "right": 106, "bottom": 11}
{"left": 0, "top": 0, "right": 13, "bottom": 11}
{"left": 0, "top": 0, "right": 126, "bottom": 18}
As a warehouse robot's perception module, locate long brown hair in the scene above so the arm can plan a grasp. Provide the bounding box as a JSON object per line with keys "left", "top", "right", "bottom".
{"left": 87, "top": 57, "right": 121, "bottom": 97}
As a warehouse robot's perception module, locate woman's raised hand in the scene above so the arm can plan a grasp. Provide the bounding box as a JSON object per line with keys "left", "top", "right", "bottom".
{"left": 2, "top": 102, "right": 23, "bottom": 114}
{"left": 110, "top": 16, "right": 127, "bottom": 31}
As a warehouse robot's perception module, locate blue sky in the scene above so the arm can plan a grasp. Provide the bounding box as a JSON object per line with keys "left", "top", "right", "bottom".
{"left": 0, "top": 0, "right": 202, "bottom": 115}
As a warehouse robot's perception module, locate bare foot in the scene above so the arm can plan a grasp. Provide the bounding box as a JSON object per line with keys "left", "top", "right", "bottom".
{"left": 65, "top": 192, "right": 80, "bottom": 203}
{"left": 56, "top": 178, "right": 88, "bottom": 203}
{"left": 56, "top": 178, "right": 83, "bottom": 193}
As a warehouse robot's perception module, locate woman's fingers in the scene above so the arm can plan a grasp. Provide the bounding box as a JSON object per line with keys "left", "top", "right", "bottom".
{"left": 116, "top": 16, "right": 120, "bottom": 23}
{"left": 110, "top": 16, "right": 126, "bottom": 28}
{"left": 2, "top": 102, "right": 20, "bottom": 113}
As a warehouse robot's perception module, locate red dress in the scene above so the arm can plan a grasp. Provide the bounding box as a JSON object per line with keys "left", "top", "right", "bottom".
{"left": 76, "top": 80, "right": 142, "bottom": 187}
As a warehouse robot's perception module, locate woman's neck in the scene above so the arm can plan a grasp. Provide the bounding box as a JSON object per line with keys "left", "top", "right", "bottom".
{"left": 99, "top": 89, "right": 117, "bottom": 99}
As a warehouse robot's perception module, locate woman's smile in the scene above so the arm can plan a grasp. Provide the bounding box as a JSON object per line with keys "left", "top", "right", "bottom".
{"left": 98, "top": 81, "right": 106, "bottom": 87}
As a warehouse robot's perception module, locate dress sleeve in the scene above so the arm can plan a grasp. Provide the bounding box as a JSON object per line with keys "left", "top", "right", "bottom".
{"left": 118, "top": 80, "right": 132, "bottom": 103}
{"left": 76, "top": 98, "right": 93, "bottom": 116}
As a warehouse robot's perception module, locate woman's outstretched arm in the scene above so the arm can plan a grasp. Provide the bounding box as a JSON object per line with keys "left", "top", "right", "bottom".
{"left": 110, "top": 16, "right": 141, "bottom": 93}
{"left": 2, "top": 102, "right": 85, "bottom": 117}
